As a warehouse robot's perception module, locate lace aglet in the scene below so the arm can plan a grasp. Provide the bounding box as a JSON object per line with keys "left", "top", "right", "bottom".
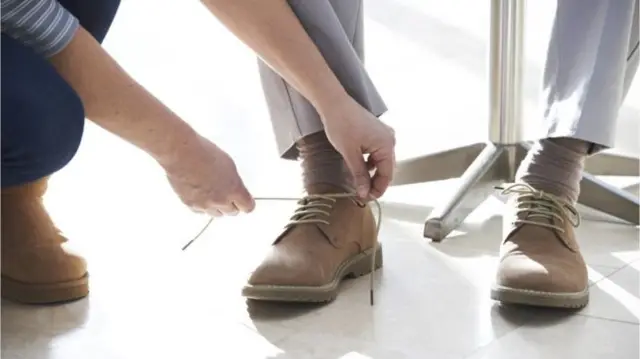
{"left": 369, "top": 270, "right": 375, "bottom": 306}
{"left": 181, "top": 238, "right": 197, "bottom": 251}
{"left": 181, "top": 217, "right": 214, "bottom": 252}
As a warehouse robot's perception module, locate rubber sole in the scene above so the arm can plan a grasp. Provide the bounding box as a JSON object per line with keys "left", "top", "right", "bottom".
{"left": 242, "top": 245, "right": 383, "bottom": 303}
{"left": 1, "top": 273, "right": 89, "bottom": 305}
{"left": 490, "top": 284, "right": 589, "bottom": 309}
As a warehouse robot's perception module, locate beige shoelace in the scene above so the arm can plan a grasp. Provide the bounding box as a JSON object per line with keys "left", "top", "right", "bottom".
{"left": 181, "top": 194, "right": 382, "bottom": 306}
{"left": 497, "top": 183, "right": 580, "bottom": 232}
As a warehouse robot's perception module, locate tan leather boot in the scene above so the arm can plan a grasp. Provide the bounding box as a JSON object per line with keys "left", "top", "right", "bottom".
{"left": 242, "top": 184, "right": 382, "bottom": 302}
{"left": 1, "top": 178, "right": 89, "bottom": 304}
{"left": 491, "top": 183, "right": 589, "bottom": 308}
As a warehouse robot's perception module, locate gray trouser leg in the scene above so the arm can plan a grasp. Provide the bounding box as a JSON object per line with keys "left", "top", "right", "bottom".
{"left": 259, "top": 0, "right": 387, "bottom": 160}
{"left": 540, "top": 0, "right": 639, "bottom": 150}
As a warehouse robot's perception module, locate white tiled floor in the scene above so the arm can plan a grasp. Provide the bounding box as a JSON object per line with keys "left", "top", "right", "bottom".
{"left": 2, "top": 0, "right": 639, "bottom": 358}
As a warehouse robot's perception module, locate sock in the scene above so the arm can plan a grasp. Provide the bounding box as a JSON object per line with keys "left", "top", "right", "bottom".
{"left": 515, "top": 137, "right": 590, "bottom": 204}
{"left": 297, "top": 131, "right": 353, "bottom": 192}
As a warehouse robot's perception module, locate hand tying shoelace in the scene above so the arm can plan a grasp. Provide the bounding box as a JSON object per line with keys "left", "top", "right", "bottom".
{"left": 181, "top": 194, "right": 383, "bottom": 306}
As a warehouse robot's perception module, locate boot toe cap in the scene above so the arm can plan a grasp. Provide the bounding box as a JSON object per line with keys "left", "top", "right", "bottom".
{"left": 496, "top": 255, "right": 587, "bottom": 294}
{"left": 247, "top": 253, "right": 326, "bottom": 287}
{"left": 2, "top": 248, "right": 87, "bottom": 284}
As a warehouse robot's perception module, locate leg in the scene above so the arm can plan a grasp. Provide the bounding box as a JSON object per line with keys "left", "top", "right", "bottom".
{"left": 1, "top": 0, "right": 121, "bottom": 305}
{"left": 1, "top": 35, "right": 88, "bottom": 304}
{"left": 1, "top": 36, "right": 86, "bottom": 188}
{"left": 580, "top": 0, "right": 640, "bottom": 207}
{"left": 244, "top": 0, "right": 384, "bottom": 302}
{"left": 492, "top": 0, "right": 638, "bottom": 309}
{"left": 537, "top": 0, "right": 637, "bottom": 148}
{"left": 2, "top": 0, "right": 121, "bottom": 186}
{"left": 259, "top": 0, "right": 386, "bottom": 159}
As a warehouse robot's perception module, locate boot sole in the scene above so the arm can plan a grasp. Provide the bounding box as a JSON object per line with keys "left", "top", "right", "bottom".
{"left": 1, "top": 273, "right": 89, "bottom": 305}
{"left": 490, "top": 284, "right": 589, "bottom": 309}
{"left": 241, "top": 245, "right": 383, "bottom": 303}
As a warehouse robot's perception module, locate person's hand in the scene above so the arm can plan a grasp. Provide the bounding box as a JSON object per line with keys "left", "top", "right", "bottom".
{"left": 320, "top": 97, "right": 396, "bottom": 199}
{"left": 160, "top": 135, "right": 256, "bottom": 217}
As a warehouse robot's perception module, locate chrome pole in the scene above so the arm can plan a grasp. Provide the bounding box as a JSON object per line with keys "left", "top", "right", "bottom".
{"left": 488, "top": 0, "right": 525, "bottom": 144}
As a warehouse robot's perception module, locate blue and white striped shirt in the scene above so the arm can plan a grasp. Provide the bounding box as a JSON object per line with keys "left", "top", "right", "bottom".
{"left": 1, "top": 0, "right": 79, "bottom": 57}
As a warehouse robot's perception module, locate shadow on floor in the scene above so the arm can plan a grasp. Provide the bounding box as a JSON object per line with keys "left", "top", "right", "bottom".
{"left": 245, "top": 300, "right": 327, "bottom": 322}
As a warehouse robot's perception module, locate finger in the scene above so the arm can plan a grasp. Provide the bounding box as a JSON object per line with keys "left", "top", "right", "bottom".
{"left": 188, "top": 201, "right": 213, "bottom": 215}
{"left": 219, "top": 202, "right": 240, "bottom": 216}
{"left": 342, "top": 152, "right": 371, "bottom": 199}
{"left": 366, "top": 156, "right": 376, "bottom": 172}
{"left": 233, "top": 185, "right": 257, "bottom": 213}
{"left": 189, "top": 205, "right": 206, "bottom": 215}
{"left": 369, "top": 153, "right": 395, "bottom": 199}
{"left": 205, "top": 208, "right": 224, "bottom": 217}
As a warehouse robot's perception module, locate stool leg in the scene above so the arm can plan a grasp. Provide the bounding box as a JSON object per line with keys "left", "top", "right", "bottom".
{"left": 579, "top": 172, "right": 640, "bottom": 225}
{"left": 423, "top": 143, "right": 507, "bottom": 241}
{"left": 583, "top": 152, "right": 640, "bottom": 176}
{"left": 391, "top": 143, "right": 487, "bottom": 187}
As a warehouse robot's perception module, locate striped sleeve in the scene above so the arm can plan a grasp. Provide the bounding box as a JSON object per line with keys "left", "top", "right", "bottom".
{"left": 1, "top": 0, "right": 79, "bottom": 57}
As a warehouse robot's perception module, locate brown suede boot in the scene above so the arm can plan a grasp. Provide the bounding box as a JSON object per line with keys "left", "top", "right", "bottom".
{"left": 242, "top": 184, "right": 382, "bottom": 302}
{"left": 491, "top": 183, "right": 589, "bottom": 308}
{"left": 1, "top": 178, "right": 89, "bottom": 304}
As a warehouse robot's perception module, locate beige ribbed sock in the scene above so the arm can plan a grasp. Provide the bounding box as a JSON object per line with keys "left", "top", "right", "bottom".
{"left": 515, "top": 137, "right": 590, "bottom": 204}
{"left": 297, "top": 131, "right": 353, "bottom": 192}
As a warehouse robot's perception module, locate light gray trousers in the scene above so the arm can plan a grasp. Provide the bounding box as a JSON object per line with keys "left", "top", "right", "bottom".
{"left": 541, "top": 0, "right": 639, "bottom": 151}
{"left": 260, "top": 0, "right": 639, "bottom": 159}
{"left": 259, "top": 0, "right": 386, "bottom": 160}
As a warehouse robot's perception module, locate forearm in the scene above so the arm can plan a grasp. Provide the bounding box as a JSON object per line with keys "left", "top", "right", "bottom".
{"left": 200, "top": 0, "right": 349, "bottom": 116}
{"left": 48, "top": 27, "right": 199, "bottom": 165}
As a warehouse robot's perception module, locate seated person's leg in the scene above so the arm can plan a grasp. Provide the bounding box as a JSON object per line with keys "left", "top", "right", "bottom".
{"left": 492, "top": 0, "right": 639, "bottom": 309}
{"left": 243, "top": 0, "right": 386, "bottom": 302}
{"left": 1, "top": 0, "right": 121, "bottom": 305}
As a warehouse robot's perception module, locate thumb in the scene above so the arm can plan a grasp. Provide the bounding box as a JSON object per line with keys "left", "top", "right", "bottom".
{"left": 233, "top": 182, "right": 256, "bottom": 213}
{"left": 343, "top": 152, "right": 370, "bottom": 198}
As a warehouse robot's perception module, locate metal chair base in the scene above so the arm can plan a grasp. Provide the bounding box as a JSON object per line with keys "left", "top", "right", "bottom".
{"left": 391, "top": 143, "right": 640, "bottom": 242}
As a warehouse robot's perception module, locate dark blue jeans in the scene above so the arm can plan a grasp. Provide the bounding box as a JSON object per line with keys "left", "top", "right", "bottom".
{"left": 1, "top": 0, "right": 121, "bottom": 188}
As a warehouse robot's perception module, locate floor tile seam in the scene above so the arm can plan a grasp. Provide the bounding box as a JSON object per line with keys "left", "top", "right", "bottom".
{"left": 590, "top": 261, "right": 633, "bottom": 286}
{"left": 575, "top": 312, "right": 640, "bottom": 326}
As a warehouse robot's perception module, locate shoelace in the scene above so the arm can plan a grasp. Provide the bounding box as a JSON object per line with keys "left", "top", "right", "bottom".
{"left": 181, "top": 194, "right": 382, "bottom": 306}
{"left": 496, "top": 183, "right": 580, "bottom": 232}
